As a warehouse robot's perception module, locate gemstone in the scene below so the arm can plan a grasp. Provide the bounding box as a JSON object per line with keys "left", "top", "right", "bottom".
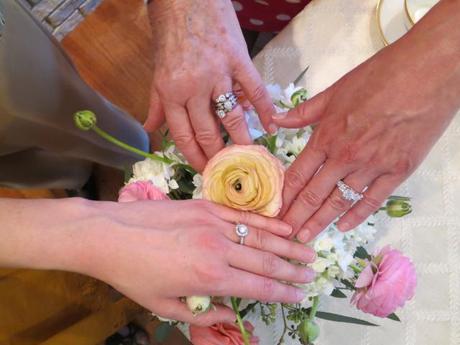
{"left": 236, "top": 224, "right": 249, "bottom": 237}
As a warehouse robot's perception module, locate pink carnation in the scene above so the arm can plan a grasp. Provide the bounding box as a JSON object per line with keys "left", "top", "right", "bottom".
{"left": 190, "top": 322, "right": 259, "bottom": 345}
{"left": 352, "top": 246, "right": 416, "bottom": 317}
{"left": 118, "top": 181, "right": 169, "bottom": 202}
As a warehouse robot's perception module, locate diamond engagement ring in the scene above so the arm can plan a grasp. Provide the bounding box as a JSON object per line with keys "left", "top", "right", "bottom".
{"left": 214, "top": 92, "right": 238, "bottom": 119}
{"left": 235, "top": 223, "right": 249, "bottom": 245}
{"left": 337, "top": 180, "right": 363, "bottom": 202}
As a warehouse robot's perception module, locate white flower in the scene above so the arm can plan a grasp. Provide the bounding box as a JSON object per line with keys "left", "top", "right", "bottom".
{"left": 129, "top": 158, "right": 175, "bottom": 194}
{"left": 168, "top": 179, "right": 179, "bottom": 190}
{"left": 192, "top": 174, "right": 203, "bottom": 199}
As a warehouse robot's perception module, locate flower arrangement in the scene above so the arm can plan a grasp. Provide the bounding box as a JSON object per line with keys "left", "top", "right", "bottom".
{"left": 74, "top": 83, "right": 416, "bottom": 345}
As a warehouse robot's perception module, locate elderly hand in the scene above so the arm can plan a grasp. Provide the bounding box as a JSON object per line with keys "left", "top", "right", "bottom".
{"left": 145, "top": 0, "right": 276, "bottom": 171}
{"left": 0, "top": 198, "right": 316, "bottom": 326}
{"left": 272, "top": 0, "right": 460, "bottom": 242}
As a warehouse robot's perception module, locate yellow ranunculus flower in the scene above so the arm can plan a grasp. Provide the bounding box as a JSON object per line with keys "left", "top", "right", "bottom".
{"left": 202, "top": 145, "right": 285, "bottom": 217}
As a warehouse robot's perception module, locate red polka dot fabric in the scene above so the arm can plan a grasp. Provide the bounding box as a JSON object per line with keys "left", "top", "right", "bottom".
{"left": 233, "top": 0, "right": 311, "bottom": 32}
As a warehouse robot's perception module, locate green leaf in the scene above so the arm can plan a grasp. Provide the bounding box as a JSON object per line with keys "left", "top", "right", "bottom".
{"left": 239, "top": 302, "right": 258, "bottom": 319}
{"left": 330, "top": 289, "right": 347, "bottom": 298}
{"left": 340, "top": 279, "right": 356, "bottom": 291}
{"left": 154, "top": 322, "right": 173, "bottom": 342}
{"left": 354, "top": 246, "right": 371, "bottom": 260}
{"left": 387, "top": 313, "right": 401, "bottom": 322}
{"left": 315, "top": 311, "right": 378, "bottom": 326}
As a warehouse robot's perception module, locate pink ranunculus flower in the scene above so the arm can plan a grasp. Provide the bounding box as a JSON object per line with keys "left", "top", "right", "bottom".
{"left": 190, "top": 322, "right": 259, "bottom": 345}
{"left": 352, "top": 246, "right": 417, "bottom": 317}
{"left": 118, "top": 180, "right": 169, "bottom": 202}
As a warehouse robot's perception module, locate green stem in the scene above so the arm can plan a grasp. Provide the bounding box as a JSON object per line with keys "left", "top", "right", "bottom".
{"left": 92, "top": 126, "right": 174, "bottom": 164}
{"left": 277, "top": 304, "right": 288, "bottom": 345}
{"left": 309, "top": 296, "right": 320, "bottom": 321}
{"left": 231, "top": 297, "right": 250, "bottom": 345}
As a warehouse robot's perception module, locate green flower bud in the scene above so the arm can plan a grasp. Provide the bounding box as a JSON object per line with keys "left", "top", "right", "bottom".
{"left": 74, "top": 110, "right": 97, "bottom": 130}
{"left": 291, "top": 89, "right": 308, "bottom": 107}
{"left": 385, "top": 199, "right": 412, "bottom": 218}
{"left": 298, "top": 320, "right": 320, "bottom": 344}
{"left": 186, "top": 296, "right": 212, "bottom": 316}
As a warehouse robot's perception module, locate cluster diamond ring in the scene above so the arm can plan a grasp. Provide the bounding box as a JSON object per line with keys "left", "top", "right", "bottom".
{"left": 235, "top": 223, "right": 249, "bottom": 245}
{"left": 337, "top": 180, "right": 363, "bottom": 202}
{"left": 214, "top": 92, "right": 238, "bottom": 119}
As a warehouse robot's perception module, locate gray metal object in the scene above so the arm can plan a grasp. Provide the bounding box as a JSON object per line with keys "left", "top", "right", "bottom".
{"left": 0, "top": 0, "right": 150, "bottom": 188}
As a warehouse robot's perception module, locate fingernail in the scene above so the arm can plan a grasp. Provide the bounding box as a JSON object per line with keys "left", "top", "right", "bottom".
{"left": 268, "top": 123, "right": 278, "bottom": 134}
{"left": 305, "top": 268, "right": 316, "bottom": 282}
{"left": 296, "top": 289, "right": 307, "bottom": 302}
{"left": 297, "top": 229, "right": 311, "bottom": 243}
{"left": 282, "top": 224, "right": 293, "bottom": 235}
{"left": 306, "top": 247, "right": 317, "bottom": 262}
{"left": 338, "top": 222, "right": 350, "bottom": 232}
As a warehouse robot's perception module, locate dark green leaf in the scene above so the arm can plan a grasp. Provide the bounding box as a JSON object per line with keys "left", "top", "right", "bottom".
{"left": 154, "top": 322, "right": 173, "bottom": 342}
{"left": 330, "top": 289, "right": 347, "bottom": 298}
{"left": 315, "top": 311, "right": 378, "bottom": 326}
{"left": 340, "top": 279, "right": 356, "bottom": 290}
{"left": 387, "top": 313, "right": 401, "bottom": 322}
{"left": 354, "top": 246, "right": 371, "bottom": 260}
{"left": 240, "top": 302, "right": 258, "bottom": 319}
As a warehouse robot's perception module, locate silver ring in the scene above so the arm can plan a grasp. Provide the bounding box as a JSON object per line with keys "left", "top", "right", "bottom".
{"left": 214, "top": 92, "right": 238, "bottom": 119}
{"left": 337, "top": 180, "right": 363, "bottom": 202}
{"left": 235, "top": 223, "right": 249, "bottom": 245}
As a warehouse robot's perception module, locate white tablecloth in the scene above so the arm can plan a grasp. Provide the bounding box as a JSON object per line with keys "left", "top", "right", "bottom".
{"left": 248, "top": 1, "right": 460, "bottom": 344}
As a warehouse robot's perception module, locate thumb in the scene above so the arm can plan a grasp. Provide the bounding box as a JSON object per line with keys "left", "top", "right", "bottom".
{"left": 272, "top": 89, "right": 330, "bottom": 128}
{"left": 144, "top": 90, "right": 165, "bottom": 132}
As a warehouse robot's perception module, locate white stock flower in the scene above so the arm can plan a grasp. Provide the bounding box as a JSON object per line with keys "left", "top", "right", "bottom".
{"left": 130, "top": 158, "right": 174, "bottom": 194}
{"left": 192, "top": 174, "right": 203, "bottom": 199}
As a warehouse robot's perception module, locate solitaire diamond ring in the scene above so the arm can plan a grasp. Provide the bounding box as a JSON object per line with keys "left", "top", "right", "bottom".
{"left": 235, "top": 223, "right": 249, "bottom": 245}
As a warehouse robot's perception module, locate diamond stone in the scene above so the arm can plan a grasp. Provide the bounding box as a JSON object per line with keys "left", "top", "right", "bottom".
{"left": 224, "top": 100, "right": 233, "bottom": 111}
{"left": 216, "top": 109, "right": 226, "bottom": 119}
{"left": 236, "top": 224, "right": 249, "bottom": 237}
{"left": 217, "top": 95, "right": 226, "bottom": 102}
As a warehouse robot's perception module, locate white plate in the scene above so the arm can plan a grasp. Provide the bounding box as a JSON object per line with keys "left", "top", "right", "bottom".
{"left": 377, "top": 0, "right": 411, "bottom": 46}
{"left": 405, "top": 0, "right": 439, "bottom": 24}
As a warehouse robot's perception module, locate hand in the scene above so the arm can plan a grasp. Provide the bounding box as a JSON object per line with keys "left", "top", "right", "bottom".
{"left": 273, "top": 0, "right": 460, "bottom": 242}
{"left": 0, "top": 198, "right": 315, "bottom": 326}
{"left": 145, "top": 0, "right": 277, "bottom": 171}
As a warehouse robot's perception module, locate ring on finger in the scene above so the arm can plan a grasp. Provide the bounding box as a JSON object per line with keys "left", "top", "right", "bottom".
{"left": 235, "top": 223, "right": 249, "bottom": 245}
{"left": 337, "top": 180, "right": 364, "bottom": 203}
{"left": 214, "top": 92, "right": 238, "bottom": 119}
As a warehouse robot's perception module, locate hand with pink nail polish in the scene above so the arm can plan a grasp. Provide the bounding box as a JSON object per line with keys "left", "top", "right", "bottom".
{"left": 272, "top": 0, "right": 460, "bottom": 242}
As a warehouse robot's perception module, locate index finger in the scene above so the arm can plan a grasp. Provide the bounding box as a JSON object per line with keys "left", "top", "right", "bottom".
{"left": 280, "top": 145, "right": 326, "bottom": 217}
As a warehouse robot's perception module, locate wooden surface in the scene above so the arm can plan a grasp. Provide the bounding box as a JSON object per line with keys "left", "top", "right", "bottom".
{"left": 61, "top": 0, "right": 154, "bottom": 123}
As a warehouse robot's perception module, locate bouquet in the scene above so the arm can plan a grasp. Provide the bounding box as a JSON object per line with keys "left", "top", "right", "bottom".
{"left": 74, "top": 83, "right": 416, "bottom": 345}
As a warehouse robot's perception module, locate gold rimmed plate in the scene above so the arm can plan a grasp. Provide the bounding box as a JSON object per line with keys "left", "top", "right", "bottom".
{"left": 376, "top": 0, "right": 412, "bottom": 46}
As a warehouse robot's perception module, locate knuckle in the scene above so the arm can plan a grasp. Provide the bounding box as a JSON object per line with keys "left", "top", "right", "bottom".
{"left": 327, "top": 194, "right": 351, "bottom": 212}
{"left": 254, "top": 229, "right": 267, "bottom": 250}
{"left": 298, "top": 189, "right": 323, "bottom": 208}
{"left": 195, "top": 232, "right": 225, "bottom": 252}
{"left": 261, "top": 277, "right": 275, "bottom": 301}
{"left": 263, "top": 253, "right": 279, "bottom": 277}
{"left": 223, "top": 113, "right": 246, "bottom": 132}
{"left": 173, "top": 133, "right": 195, "bottom": 147}
{"left": 195, "top": 130, "right": 218, "bottom": 146}
{"left": 361, "top": 196, "right": 383, "bottom": 212}
{"left": 393, "top": 157, "right": 415, "bottom": 176}
{"left": 238, "top": 211, "right": 251, "bottom": 226}
{"left": 250, "top": 83, "right": 268, "bottom": 104}
{"left": 193, "top": 261, "right": 227, "bottom": 286}
{"left": 285, "top": 169, "right": 306, "bottom": 189}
